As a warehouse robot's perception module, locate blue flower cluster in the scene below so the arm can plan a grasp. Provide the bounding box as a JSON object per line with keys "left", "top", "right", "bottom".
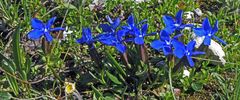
{"left": 28, "top": 10, "right": 226, "bottom": 67}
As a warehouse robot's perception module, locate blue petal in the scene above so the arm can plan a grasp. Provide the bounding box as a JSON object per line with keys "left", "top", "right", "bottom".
{"left": 162, "top": 15, "right": 175, "bottom": 27}
{"left": 138, "top": 19, "right": 147, "bottom": 25}
{"left": 76, "top": 38, "right": 86, "bottom": 44}
{"left": 213, "top": 35, "right": 226, "bottom": 45}
{"left": 134, "top": 37, "right": 144, "bottom": 45}
{"left": 46, "top": 17, "right": 57, "bottom": 29}
{"left": 145, "top": 32, "right": 157, "bottom": 36}
{"left": 31, "top": 18, "right": 44, "bottom": 29}
{"left": 133, "top": 27, "right": 141, "bottom": 36}
{"left": 203, "top": 36, "right": 211, "bottom": 46}
{"left": 106, "top": 15, "right": 113, "bottom": 24}
{"left": 172, "top": 39, "right": 185, "bottom": 50}
{"left": 212, "top": 20, "right": 218, "bottom": 35}
{"left": 173, "top": 33, "right": 183, "bottom": 39}
{"left": 99, "top": 24, "right": 112, "bottom": 32}
{"left": 127, "top": 14, "right": 135, "bottom": 27}
{"left": 160, "top": 30, "right": 170, "bottom": 41}
{"left": 176, "top": 10, "right": 183, "bottom": 24}
{"left": 193, "top": 28, "right": 206, "bottom": 36}
{"left": 83, "top": 28, "right": 92, "bottom": 40}
{"left": 163, "top": 47, "right": 172, "bottom": 56}
{"left": 163, "top": 26, "right": 175, "bottom": 34}
{"left": 44, "top": 32, "right": 53, "bottom": 42}
{"left": 115, "top": 43, "right": 126, "bottom": 53}
{"left": 202, "top": 18, "right": 212, "bottom": 32}
{"left": 112, "top": 17, "right": 120, "bottom": 29}
{"left": 123, "top": 38, "right": 134, "bottom": 42}
{"left": 192, "top": 51, "right": 205, "bottom": 55}
{"left": 28, "top": 29, "right": 44, "bottom": 40}
{"left": 173, "top": 48, "right": 185, "bottom": 58}
{"left": 141, "top": 24, "right": 148, "bottom": 35}
{"left": 184, "top": 24, "right": 194, "bottom": 28}
{"left": 50, "top": 27, "right": 65, "bottom": 31}
{"left": 187, "top": 56, "right": 194, "bottom": 67}
{"left": 187, "top": 40, "right": 196, "bottom": 51}
{"left": 117, "top": 30, "right": 127, "bottom": 41}
{"left": 150, "top": 40, "right": 165, "bottom": 50}
{"left": 97, "top": 34, "right": 116, "bottom": 46}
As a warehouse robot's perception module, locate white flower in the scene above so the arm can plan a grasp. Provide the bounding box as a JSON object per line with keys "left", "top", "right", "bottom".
{"left": 89, "top": 0, "right": 106, "bottom": 11}
{"left": 134, "top": 0, "right": 150, "bottom": 3}
{"left": 185, "top": 11, "right": 194, "bottom": 20}
{"left": 62, "top": 26, "right": 73, "bottom": 40}
{"left": 65, "top": 82, "right": 76, "bottom": 94}
{"left": 183, "top": 69, "right": 190, "bottom": 78}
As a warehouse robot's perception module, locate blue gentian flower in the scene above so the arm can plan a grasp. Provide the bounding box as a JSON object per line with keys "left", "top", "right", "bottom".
{"left": 133, "top": 24, "right": 148, "bottom": 45}
{"left": 97, "top": 30, "right": 126, "bottom": 53}
{"left": 163, "top": 10, "right": 192, "bottom": 34}
{"left": 151, "top": 30, "right": 181, "bottom": 56}
{"left": 173, "top": 40, "right": 205, "bottom": 67}
{"left": 122, "top": 14, "right": 147, "bottom": 36}
{"left": 76, "top": 28, "right": 94, "bottom": 45}
{"left": 99, "top": 15, "right": 120, "bottom": 33}
{"left": 122, "top": 14, "right": 135, "bottom": 31}
{"left": 193, "top": 18, "right": 226, "bottom": 46}
{"left": 121, "top": 15, "right": 155, "bottom": 45}
{"left": 28, "top": 17, "right": 65, "bottom": 42}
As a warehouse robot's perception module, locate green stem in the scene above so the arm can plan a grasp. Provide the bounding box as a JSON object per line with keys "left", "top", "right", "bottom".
{"left": 168, "top": 56, "right": 176, "bottom": 100}
{"left": 169, "top": 66, "right": 176, "bottom": 100}
{"left": 49, "top": 66, "right": 63, "bottom": 83}
{"left": 47, "top": 56, "right": 63, "bottom": 83}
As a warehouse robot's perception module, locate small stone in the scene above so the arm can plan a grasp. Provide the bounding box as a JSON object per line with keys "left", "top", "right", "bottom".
{"left": 194, "top": 8, "right": 203, "bottom": 16}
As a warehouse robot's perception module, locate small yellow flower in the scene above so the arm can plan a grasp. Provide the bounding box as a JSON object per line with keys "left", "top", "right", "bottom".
{"left": 65, "top": 82, "right": 76, "bottom": 94}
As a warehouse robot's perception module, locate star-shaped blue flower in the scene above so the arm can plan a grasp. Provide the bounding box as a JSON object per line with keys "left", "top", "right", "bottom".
{"left": 122, "top": 14, "right": 147, "bottom": 35}
{"left": 76, "top": 28, "right": 94, "bottom": 45}
{"left": 121, "top": 15, "right": 154, "bottom": 45}
{"left": 99, "top": 15, "right": 120, "bottom": 33}
{"left": 151, "top": 30, "right": 181, "bottom": 56}
{"left": 28, "top": 17, "right": 65, "bottom": 42}
{"left": 122, "top": 14, "right": 135, "bottom": 31}
{"left": 173, "top": 40, "right": 205, "bottom": 67}
{"left": 193, "top": 18, "right": 226, "bottom": 46}
{"left": 163, "top": 10, "right": 192, "bottom": 34}
{"left": 133, "top": 24, "right": 148, "bottom": 45}
{"left": 96, "top": 30, "right": 126, "bottom": 53}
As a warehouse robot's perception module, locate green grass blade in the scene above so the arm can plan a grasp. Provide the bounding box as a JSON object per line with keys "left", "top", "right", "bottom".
{"left": 12, "top": 25, "right": 25, "bottom": 79}
{"left": 105, "top": 51, "right": 126, "bottom": 76}
{"left": 106, "top": 70, "right": 122, "bottom": 85}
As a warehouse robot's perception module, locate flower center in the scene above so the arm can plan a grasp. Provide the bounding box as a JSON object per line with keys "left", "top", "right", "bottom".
{"left": 208, "top": 33, "right": 212, "bottom": 37}
{"left": 165, "top": 40, "right": 171, "bottom": 45}
{"left": 186, "top": 50, "right": 191, "bottom": 56}
{"left": 139, "top": 34, "right": 143, "bottom": 37}
{"left": 174, "top": 24, "right": 180, "bottom": 27}
{"left": 44, "top": 28, "right": 48, "bottom": 32}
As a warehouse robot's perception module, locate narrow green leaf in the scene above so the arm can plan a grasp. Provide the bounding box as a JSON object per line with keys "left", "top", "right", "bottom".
{"left": 105, "top": 51, "right": 126, "bottom": 76}
{"left": 0, "top": 91, "right": 12, "bottom": 100}
{"left": 0, "top": 53, "right": 15, "bottom": 72}
{"left": 0, "top": 54, "right": 19, "bottom": 96}
{"left": 62, "top": 3, "right": 78, "bottom": 11}
{"left": 12, "top": 26, "right": 24, "bottom": 79}
{"left": 5, "top": 73, "right": 19, "bottom": 96}
{"left": 91, "top": 85, "right": 103, "bottom": 99}
{"left": 106, "top": 71, "right": 122, "bottom": 85}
